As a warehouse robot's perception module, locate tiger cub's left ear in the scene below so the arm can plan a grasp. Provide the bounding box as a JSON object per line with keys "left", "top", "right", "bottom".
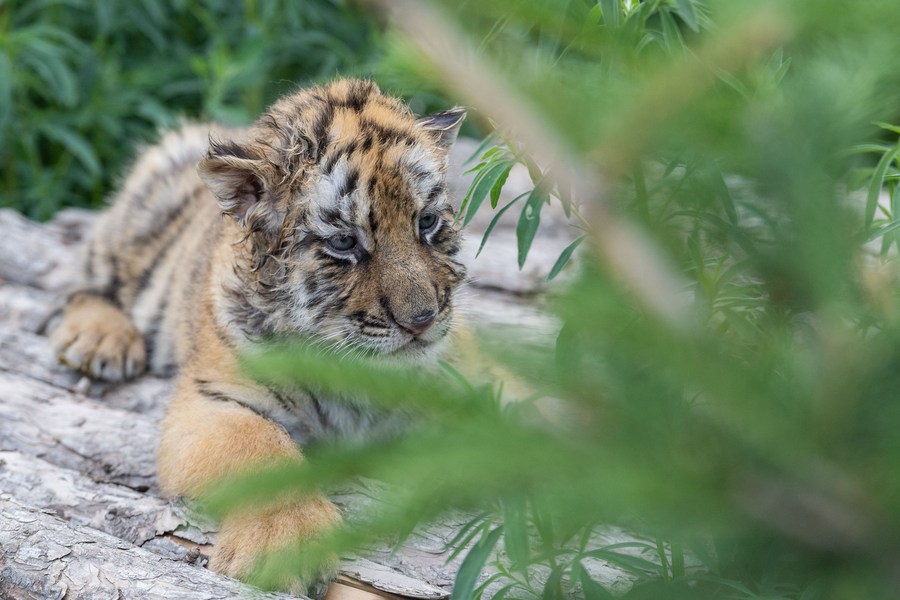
{"left": 417, "top": 107, "right": 466, "bottom": 151}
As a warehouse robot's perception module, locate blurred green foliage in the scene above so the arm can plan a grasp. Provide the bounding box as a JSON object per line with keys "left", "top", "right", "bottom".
{"left": 10, "top": 0, "right": 900, "bottom": 598}
{"left": 205, "top": 1, "right": 900, "bottom": 599}
{"left": 0, "top": 0, "right": 380, "bottom": 220}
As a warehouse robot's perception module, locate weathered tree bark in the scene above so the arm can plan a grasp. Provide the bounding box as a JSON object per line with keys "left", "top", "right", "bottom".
{"left": 0, "top": 496, "right": 293, "bottom": 600}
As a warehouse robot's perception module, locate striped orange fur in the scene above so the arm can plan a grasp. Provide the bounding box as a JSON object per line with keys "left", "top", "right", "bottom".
{"left": 50, "top": 79, "right": 467, "bottom": 593}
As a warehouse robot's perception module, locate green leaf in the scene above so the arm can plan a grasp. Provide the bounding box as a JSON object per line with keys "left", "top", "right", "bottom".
{"left": 502, "top": 497, "right": 529, "bottom": 571}
{"left": 547, "top": 236, "right": 586, "bottom": 281}
{"left": 15, "top": 29, "right": 81, "bottom": 107}
{"left": 466, "top": 135, "right": 498, "bottom": 166}
{"left": 866, "top": 218, "right": 900, "bottom": 243}
{"left": 659, "top": 9, "right": 684, "bottom": 54}
{"left": 674, "top": 0, "right": 700, "bottom": 32}
{"left": 876, "top": 122, "right": 900, "bottom": 136}
{"left": 444, "top": 512, "right": 492, "bottom": 560}
{"left": 489, "top": 163, "right": 512, "bottom": 209}
{"left": 715, "top": 69, "right": 749, "bottom": 99}
{"left": 515, "top": 186, "right": 548, "bottom": 269}
{"left": 489, "top": 584, "right": 520, "bottom": 600}
{"left": 37, "top": 124, "right": 102, "bottom": 177}
{"left": 707, "top": 161, "right": 738, "bottom": 225}
{"left": 599, "top": 0, "right": 620, "bottom": 28}
{"left": 0, "top": 54, "right": 12, "bottom": 129}
{"left": 576, "top": 564, "right": 615, "bottom": 600}
{"left": 847, "top": 143, "right": 893, "bottom": 155}
{"left": 464, "top": 159, "right": 514, "bottom": 226}
{"left": 477, "top": 192, "right": 529, "bottom": 258}
{"left": 772, "top": 56, "right": 792, "bottom": 86}
{"left": 451, "top": 526, "right": 503, "bottom": 600}
{"left": 582, "top": 548, "right": 662, "bottom": 576}
{"left": 541, "top": 564, "right": 566, "bottom": 600}
{"left": 865, "top": 145, "right": 900, "bottom": 231}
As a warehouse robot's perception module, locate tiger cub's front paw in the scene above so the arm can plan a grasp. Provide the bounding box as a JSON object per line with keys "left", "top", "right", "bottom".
{"left": 50, "top": 294, "right": 146, "bottom": 381}
{"left": 210, "top": 497, "right": 342, "bottom": 597}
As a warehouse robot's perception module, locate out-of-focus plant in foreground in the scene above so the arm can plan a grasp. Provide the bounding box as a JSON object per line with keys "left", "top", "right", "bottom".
{"left": 209, "top": 1, "right": 900, "bottom": 598}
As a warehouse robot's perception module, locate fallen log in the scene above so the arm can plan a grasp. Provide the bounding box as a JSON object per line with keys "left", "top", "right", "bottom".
{"left": 0, "top": 496, "right": 294, "bottom": 600}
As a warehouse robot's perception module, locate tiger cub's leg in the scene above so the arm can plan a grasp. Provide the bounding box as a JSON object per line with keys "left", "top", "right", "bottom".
{"left": 50, "top": 291, "right": 146, "bottom": 381}
{"left": 158, "top": 378, "right": 341, "bottom": 595}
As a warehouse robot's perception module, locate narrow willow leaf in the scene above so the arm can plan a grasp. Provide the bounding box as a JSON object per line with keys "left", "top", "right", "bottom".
{"left": 866, "top": 218, "right": 900, "bottom": 242}
{"left": 876, "top": 122, "right": 900, "bottom": 136}
{"left": 0, "top": 54, "right": 12, "bottom": 128}
{"left": 547, "top": 236, "right": 586, "bottom": 281}
{"left": 489, "top": 163, "right": 512, "bottom": 209}
{"left": 457, "top": 168, "right": 487, "bottom": 223}
{"left": 599, "top": 0, "right": 620, "bottom": 28}
{"left": 490, "top": 584, "right": 520, "bottom": 600}
{"left": 865, "top": 146, "right": 900, "bottom": 231}
{"left": 38, "top": 124, "right": 102, "bottom": 176}
{"left": 541, "top": 564, "right": 566, "bottom": 600}
{"left": 715, "top": 69, "right": 749, "bottom": 99}
{"left": 465, "top": 159, "right": 514, "bottom": 226}
{"left": 708, "top": 162, "right": 738, "bottom": 224}
{"left": 674, "top": 0, "right": 699, "bottom": 31}
{"left": 582, "top": 548, "right": 661, "bottom": 576}
{"left": 444, "top": 512, "right": 492, "bottom": 561}
{"left": 772, "top": 56, "right": 792, "bottom": 86}
{"left": 577, "top": 565, "right": 615, "bottom": 600}
{"left": 476, "top": 192, "right": 529, "bottom": 258}
{"left": 464, "top": 146, "right": 503, "bottom": 174}
{"left": 670, "top": 540, "right": 685, "bottom": 578}
{"left": 502, "top": 497, "right": 529, "bottom": 571}
{"left": 638, "top": 0, "right": 663, "bottom": 24}
{"left": 659, "top": 9, "right": 684, "bottom": 54}
{"left": 847, "top": 143, "right": 892, "bottom": 156}
{"left": 451, "top": 526, "right": 503, "bottom": 600}
{"left": 465, "top": 135, "right": 498, "bottom": 166}
{"left": 516, "top": 187, "right": 548, "bottom": 269}
{"left": 20, "top": 35, "right": 79, "bottom": 107}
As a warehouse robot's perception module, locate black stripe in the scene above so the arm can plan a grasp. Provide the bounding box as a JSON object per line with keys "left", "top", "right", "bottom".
{"left": 65, "top": 288, "right": 120, "bottom": 306}
{"left": 322, "top": 140, "right": 359, "bottom": 175}
{"left": 132, "top": 202, "right": 195, "bottom": 300}
{"left": 367, "top": 207, "right": 379, "bottom": 234}
{"left": 359, "top": 118, "right": 417, "bottom": 147}
{"left": 265, "top": 384, "right": 296, "bottom": 413}
{"left": 84, "top": 238, "right": 95, "bottom": 280}
{"left": 209, "top": 140, "right": 254, "bottom": 160}
{"left": 338, "top": 168, "right": 359, "bottom": 199}
{"left": 309, "top": 392, "right": 331, "bottom": 429}
{"left": 195, "top": 379, "right": 269, "bottom": 420}
{"left": 427, "top": 183, "right": 445, "bottom": 203}
{"left": 132, "top": 191, "right": 193, "bottom": 246}
{"left": 313, "top": 104, "right": 335, "bottom": 156}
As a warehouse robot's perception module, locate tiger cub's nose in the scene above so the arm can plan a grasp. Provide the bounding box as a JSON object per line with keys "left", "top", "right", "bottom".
{"left": 396, "top": 310, "right": 436, "bottom": 336}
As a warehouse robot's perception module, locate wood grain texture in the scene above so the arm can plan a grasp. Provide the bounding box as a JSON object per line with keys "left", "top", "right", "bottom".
{"left": 0, "top": 496, "right": 294, "bottom": 600}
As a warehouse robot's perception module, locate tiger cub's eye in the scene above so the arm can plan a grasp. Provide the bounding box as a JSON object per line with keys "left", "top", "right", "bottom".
{"left": 328, "top": 235, "right": 357, "bottom": 252}
{"left": 419, "top": 213, "right": 439, "bottom": 234}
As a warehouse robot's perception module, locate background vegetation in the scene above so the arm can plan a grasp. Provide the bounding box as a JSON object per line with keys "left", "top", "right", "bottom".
{"left": 0, "top": 0, "right": 384, "bottom": 219}
{"left": 9, "top": 1, "right": 900, "bottom": 599}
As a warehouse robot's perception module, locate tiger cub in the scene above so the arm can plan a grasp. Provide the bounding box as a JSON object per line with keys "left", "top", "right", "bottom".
{"left": 50, "top": 79, "right": 467, "bottom": 593}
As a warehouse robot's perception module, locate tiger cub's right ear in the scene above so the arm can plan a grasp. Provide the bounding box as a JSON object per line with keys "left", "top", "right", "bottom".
{"left": 198, "top": 140, "right": 274, "bottom": 228}
{"left": 416, "top": 107, "right": 467, "bottom": 151}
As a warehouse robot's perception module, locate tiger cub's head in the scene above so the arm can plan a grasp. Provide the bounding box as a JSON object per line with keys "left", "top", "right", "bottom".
{"left": 199, "top": 79, "right": 467, "bottom": 360}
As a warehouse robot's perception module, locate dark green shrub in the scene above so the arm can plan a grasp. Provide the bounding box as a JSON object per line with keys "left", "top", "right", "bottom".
{"left": 0, "top": 0, "right": 380, "bottom": 219}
